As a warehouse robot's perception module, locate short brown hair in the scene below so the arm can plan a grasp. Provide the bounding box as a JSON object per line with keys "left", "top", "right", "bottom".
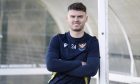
{"left": 68, "top": 2, "right": 86, "bottom": 12}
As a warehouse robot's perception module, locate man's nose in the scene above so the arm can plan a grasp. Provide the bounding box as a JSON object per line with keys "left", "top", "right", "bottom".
{"left": 74, "top": 17, "right": 78, "bottom": 21}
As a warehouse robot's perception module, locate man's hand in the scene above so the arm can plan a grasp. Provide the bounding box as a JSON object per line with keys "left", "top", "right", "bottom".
{"left": 81, "top": 61, "right": 87, "bottom": 66}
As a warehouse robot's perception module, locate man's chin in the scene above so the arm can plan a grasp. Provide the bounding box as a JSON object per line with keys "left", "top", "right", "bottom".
{"left": 72, "top": 29, "right": 82, "bottom": 32}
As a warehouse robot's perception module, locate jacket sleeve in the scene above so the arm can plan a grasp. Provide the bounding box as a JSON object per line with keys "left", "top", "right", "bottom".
{"left": 66, "top": 37, "right": 100, "bottom": 77}
{"left": 46, "top": 35, "right": 81, "bottom": 72}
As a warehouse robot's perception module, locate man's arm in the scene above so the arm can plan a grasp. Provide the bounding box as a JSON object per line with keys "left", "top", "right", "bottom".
{"left": 46, "top": 35, "right": 81, "bottom": 72}
{"left": 66, "top": 37, "right": 100, "bottom": 77}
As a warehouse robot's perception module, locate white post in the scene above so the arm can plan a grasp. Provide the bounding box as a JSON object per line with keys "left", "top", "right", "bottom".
{"left": 98, "top": 0, "right": 109, "bottom": 84}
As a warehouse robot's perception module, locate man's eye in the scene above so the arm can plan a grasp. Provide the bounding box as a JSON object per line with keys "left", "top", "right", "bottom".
{"left": 71, "top": 16, "right": 75, "bottom": 18}
{"left": 78, "top": 16, "right": 83, "bottom": 18}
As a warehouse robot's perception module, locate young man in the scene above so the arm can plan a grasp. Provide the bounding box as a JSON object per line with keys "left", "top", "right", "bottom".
{"left": 46, "top": 2, "right": 100, "bottom": 84}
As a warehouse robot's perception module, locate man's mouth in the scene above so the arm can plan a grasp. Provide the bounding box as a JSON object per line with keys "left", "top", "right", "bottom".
{"left": 73, "top": 22, "right": 80, "bottom": 25}
{"left": 73, "top": 24, "right": 80, "bottom": 27}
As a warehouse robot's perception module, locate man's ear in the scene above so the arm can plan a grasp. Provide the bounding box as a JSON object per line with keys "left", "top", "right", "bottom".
{"left": 86, "top": 15, "right": 88, "bottom": 22}
{"left": 87, "top": 15, "right": 88, "bottom": 20}
{"left": 66, "top": 15, "right": 68, "bottom": 21}
{"left": 66, "top": 16, "right": 68, "bottom": 21}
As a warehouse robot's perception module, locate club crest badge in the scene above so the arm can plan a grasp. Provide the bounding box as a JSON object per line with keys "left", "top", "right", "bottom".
{"left": 78, "top": 43, "right": 86, "bottom": 51}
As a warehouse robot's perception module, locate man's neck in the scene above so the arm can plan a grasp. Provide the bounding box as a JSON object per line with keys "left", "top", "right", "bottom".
{"left": 69, "top": 30, "right": 84, "bottom": 38}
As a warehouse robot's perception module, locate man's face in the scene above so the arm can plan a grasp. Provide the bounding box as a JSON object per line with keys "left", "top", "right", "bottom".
{"left": 67, "top": 10, "right": 88, "bottom": 32}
